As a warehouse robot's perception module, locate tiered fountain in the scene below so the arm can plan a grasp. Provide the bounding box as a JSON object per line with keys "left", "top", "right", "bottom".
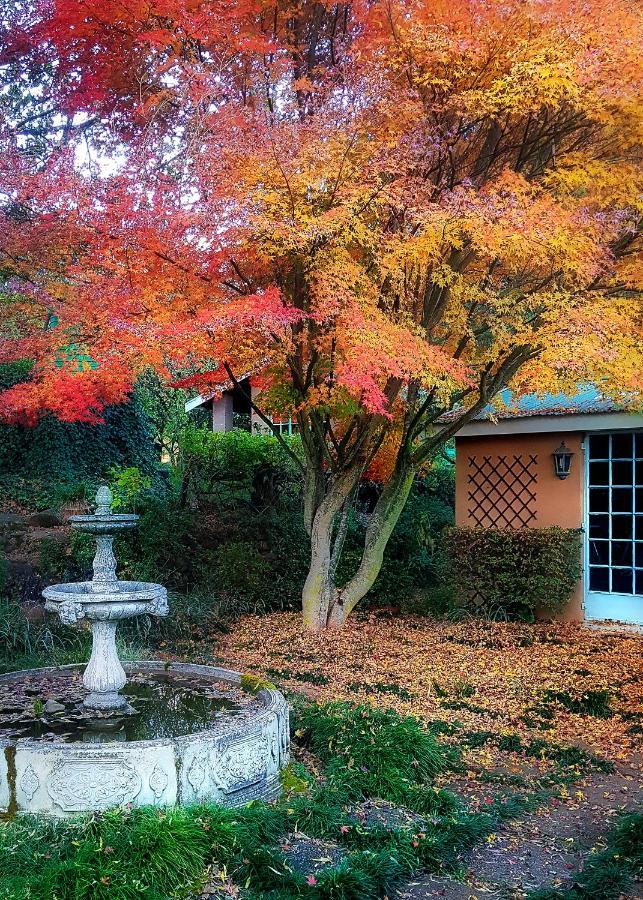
{"left": 0, "top": 487, "right": 289, "bottom": 817}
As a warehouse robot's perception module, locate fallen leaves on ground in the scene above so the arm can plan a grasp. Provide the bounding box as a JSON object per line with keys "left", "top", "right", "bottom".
{"left": 208, "top": 613, "right": 642, "bottom": 761}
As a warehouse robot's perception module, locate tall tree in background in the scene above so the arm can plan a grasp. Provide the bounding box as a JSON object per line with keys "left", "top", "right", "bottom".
{"left": 0, "top": 0, "right": 641, "bottom": 629}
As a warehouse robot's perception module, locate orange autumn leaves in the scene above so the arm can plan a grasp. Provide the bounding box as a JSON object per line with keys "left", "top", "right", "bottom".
{"left": 213, "top": 613, "right": 642, "bottom": 761}
{"left": 0, "top": 0, "right": 641, "bottom": 436}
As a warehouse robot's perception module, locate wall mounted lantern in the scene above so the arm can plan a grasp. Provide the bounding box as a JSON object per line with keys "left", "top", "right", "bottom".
{"left": 552, "top": 441, "right": 574, "bottom": 479}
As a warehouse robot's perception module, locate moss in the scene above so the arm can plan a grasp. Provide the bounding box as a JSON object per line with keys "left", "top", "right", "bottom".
{"left": 241, "top": 672, "right": 277, "bottom": 693}
{"left": 279, "top": 762, "right": 312, "bottom": 796}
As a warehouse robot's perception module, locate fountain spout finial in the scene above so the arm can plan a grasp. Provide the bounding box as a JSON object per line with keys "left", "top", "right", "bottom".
{"left": 95, "top": 484, "right": 113, "bottom": 516}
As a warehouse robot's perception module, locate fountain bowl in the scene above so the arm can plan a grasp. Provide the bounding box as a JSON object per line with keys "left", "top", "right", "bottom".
{"left": 0, "top": 661, "right": 289, "bottom": 818}
{"left": 43, "top": 581, "right": 168, "bottom": 620}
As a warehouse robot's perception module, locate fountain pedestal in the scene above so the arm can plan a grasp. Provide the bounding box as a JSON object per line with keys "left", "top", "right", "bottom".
{"left": 83, "top": 621, "right": 127, "bottom": 710}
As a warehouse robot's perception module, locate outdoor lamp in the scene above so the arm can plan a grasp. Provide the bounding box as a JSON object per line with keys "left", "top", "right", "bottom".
{"left": 552, "top": 441, "right": 574, "bottom": 479}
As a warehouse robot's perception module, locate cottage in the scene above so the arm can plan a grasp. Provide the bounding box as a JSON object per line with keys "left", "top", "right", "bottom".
{"left": 454, "top": 388, "right": 643, "bottom": 626}
{"left": 185, "top": 377, "right": 298, "bottom": 435}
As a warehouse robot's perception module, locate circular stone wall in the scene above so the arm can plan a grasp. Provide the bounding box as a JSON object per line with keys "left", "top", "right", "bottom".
{"left": 0, "top": 662, "right": 289, "bottom": 817}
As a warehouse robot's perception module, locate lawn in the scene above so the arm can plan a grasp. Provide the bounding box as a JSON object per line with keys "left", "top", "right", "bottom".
{"left": 207, "top": 613, "right": 641, "bottom": 761}
{"left": 215, "top": 613, "right": 642, "bottom": 897}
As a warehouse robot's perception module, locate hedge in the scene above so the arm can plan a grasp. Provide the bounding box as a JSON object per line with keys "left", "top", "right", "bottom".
{"left": 441, "top": 526, "right": 582, "bottom": 619}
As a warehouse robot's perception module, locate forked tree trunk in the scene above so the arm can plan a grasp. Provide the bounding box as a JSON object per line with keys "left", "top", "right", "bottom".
{"left": 301, "top": 462, "right": 415, "bottom": 632}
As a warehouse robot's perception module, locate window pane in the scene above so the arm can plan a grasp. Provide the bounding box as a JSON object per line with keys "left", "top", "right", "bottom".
{"left": 590, "top": 540, "right": 609, "bottom": 565}
{"left": 590, "top": 460, "right": 609, "bottom": 485}
{"left": 590, "top": 488, "right": 609, "bottom": 512}
{"left": 612, "top": 460, "right": 633, "bottom": 485}
{"left": 636, "top": 433, "right": 643, "bottom": 459}
{"left": 612, "top": 433, "right": 633, "bottom": 459}
{"left": 637, "top": 517, "right": 643, "bottom": 541}
{"left": 612, "top": 489, "right": 633, "bottom": 513}
{"left": 636, "top": 545, "right": 643, "bottom": 568}
{"left": 589, "top": 434, "right": 609, "bottom": 459}
{"left": 636, "top": 488, "right": 643, "bottom": 513}
{"left": 590, "top": 567, "right": 609, "bottom": 591}
{"left": 612, "top": 515, "right": 632, "bottom": 540}
{"left": 612, "top": 568, "right": 633, "bottom": 594}
{"left": 589, "top": 515, "right": 610, "bottom": 539}
{"left": 611, "top": 542, "right": 633, "bottom": 566}
{"left": 636, "top": 460, "right": 643, "bottom": 484}
{"left": 636, "top": 570, "right": 643, "bottom": 595}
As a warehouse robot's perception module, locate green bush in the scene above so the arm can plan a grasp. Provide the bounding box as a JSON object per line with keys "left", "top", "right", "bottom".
{"left": 335, "top": 458, "right": 455, "bottom": 611}
{"left": 0, "top": 395, "right": 157, "bottom": 511}
{"left": 108, "top": 465, "right": 153, "bottom": 512}
{"left": 440, "top": 526, "right": 582, "bottom": 619}
{"left": 179, "top": 426, "right": 303, "bottom": 508}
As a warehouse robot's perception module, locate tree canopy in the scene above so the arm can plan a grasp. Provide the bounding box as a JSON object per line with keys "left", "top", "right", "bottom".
{"left": 0, "top": 0, "right": 641, "bottom": 627}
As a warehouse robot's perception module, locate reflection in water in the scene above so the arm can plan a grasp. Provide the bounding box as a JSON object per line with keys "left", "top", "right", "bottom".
{"left": 6, "top": 674, "right": 243, "bottom": 744}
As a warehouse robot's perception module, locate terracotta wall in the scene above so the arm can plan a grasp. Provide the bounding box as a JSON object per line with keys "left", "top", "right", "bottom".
{"left": 454, "top": 431, "right": 585, "bottom": 621}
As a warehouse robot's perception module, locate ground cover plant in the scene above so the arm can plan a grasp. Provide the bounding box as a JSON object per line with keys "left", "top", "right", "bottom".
{"left": 2, "top": 699, "right": 639, "bottom": 900}
{"left": 206, "top": 614, "right": 643, "bottom": 760}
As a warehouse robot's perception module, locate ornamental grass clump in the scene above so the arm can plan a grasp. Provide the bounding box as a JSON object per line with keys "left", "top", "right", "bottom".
{"left": 294, "top": 702, "right": 452, "bottom": 804}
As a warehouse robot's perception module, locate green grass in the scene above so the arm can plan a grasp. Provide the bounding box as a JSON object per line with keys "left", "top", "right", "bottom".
{"left": 0, "top": 701, "right": 630, "bottom": 900}
{"left": 294, "top": 701, "right": 457, "bottom": 806}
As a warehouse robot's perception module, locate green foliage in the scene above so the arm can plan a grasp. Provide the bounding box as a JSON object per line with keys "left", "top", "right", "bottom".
{"left": 0, "top": 589, "right": 91, "bottom": 674}
{"left": 441, "top": 526, "right": 582, "bottom": 619}
{"left": 180, "top": 426, "right": 303, "bottom": 507}
{"left": 108, "top": 466, "right": 152, "bottom": 512}
{"left": 541, "top": 688, "right": 614, "bottom": 719}
{"left": 0, "top": 806, "right": 213, "bottom": 899}
{"left": 335, "top": 458, "right": 455, "bottom": 610}
{"left": 212, "top": 540, "right": 273, "bottom": 606}
{"left": 294, "top": 701, "right": 452, "bottom": 805}
{"left": 0, "top": 697, "right": 619, "bottom": 900}
{"left": 0, "top": 396, "right": 156, "bottom": 510}
{"left": 135, "top": 369, "right": 200, "bottom": 464}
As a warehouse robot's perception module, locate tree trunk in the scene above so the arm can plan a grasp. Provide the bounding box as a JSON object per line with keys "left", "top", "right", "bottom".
{"left": 301, "top": 471, "right": 355, "bottom": 631}
{"left": 301, "top": 461, "right": 415, "bottom": 631}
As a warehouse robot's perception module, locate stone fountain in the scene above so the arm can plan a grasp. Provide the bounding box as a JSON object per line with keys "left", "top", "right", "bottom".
{"left": 0, "top": 487, "right": 289, "bottom": 817}
{"left": 43, "top": 485, "right": 169, "bottom": 711}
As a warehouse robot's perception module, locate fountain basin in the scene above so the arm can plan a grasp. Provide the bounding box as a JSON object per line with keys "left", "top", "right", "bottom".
{"left": 0, "top": 662, "right": 289, "bottom": 817}
{"left": 43, "top": 581, "right": 168, "bottom": 621}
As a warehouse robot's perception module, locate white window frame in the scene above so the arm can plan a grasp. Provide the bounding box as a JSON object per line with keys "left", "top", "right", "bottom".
{"left": 583, "top": 429, "right": 643, "bottom": 625}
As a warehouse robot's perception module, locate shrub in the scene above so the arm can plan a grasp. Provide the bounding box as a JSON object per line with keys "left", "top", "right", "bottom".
{"left": 440, "top": 526, "right": 582, "bottom": 619}
{"left": 0, "top": 396, "right": 157, "bottom": 511}
{"left": 108, "top": 465, "right": 153, "bottom": 512}
{"left": 335, "top": 459, "right": 455, "bottom": 611}
{"left": 179, "top": 426, "right": 303, "bottom": 508}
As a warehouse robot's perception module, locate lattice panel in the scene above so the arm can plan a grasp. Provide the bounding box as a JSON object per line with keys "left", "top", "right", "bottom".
{"left": 467, "top": 454, "right": 538, "bottom": 529}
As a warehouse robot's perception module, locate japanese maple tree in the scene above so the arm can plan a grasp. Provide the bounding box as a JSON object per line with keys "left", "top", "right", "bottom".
{"left": 1, "top": 0, "right": 641, "bottom": 629}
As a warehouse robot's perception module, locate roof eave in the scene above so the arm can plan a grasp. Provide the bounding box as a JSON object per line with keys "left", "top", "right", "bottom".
{"left": 456, "top": 410, "right": 643, "bottom": 438}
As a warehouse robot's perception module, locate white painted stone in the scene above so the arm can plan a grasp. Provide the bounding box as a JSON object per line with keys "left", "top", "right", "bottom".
{"left": 1, "top": 662, "right": 289, "bottom": 816}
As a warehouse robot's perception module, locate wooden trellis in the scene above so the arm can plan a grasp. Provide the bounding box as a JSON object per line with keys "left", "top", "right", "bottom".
{"left": 467, "top": 454, "right": 538, "bottom": 529}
